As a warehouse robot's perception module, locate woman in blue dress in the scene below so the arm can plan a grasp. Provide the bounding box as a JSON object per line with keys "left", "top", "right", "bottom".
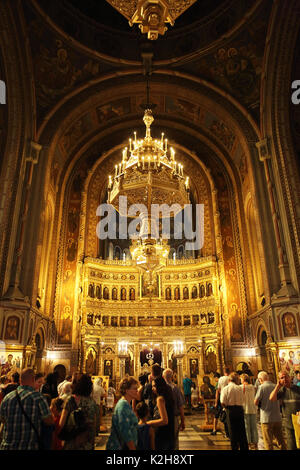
{"left": 106, "top": 377, "right": 139, "bottom": 450}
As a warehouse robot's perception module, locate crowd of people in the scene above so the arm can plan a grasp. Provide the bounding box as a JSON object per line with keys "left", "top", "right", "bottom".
{"left": 0, "top": 364, "right": 300, "bottom": 451}
{"left": 0, "top": 368, "right": 110, "bottom": 450}
{"left": 106, "top": 364, "right": 185, "bottom": 451}
{"left": 211, "top": 368, "right": 300, "bottom": 450}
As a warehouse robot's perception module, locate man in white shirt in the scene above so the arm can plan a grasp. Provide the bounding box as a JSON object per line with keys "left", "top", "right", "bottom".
{"left": 57, "top": 375, "right": 72, "bottom": 396}
{"left": 220, "top": 372, "right": 248, "bottom": 450}
{"left": 211, "top": 367, "right": 230, "bottom": 436}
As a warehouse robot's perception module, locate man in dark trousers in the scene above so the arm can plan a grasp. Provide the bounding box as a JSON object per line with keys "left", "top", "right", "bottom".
{"left": 220, "top": 372, "right": 248, "bottom": 450}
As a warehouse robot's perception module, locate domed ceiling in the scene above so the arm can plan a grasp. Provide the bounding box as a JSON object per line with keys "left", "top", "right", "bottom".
{"left": 31, "top": 0, "right": 266, "bottom": 63}
{"left": 23, "top": 0, "right": 273, "bottom": 130}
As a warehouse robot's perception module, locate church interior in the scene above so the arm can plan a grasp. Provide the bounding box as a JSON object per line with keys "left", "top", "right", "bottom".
{"left": 0, "top": 0, "right": 300, "bottom": 390}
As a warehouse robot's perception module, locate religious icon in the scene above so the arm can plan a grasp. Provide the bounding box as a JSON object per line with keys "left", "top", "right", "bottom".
{"left": 175, "top": 316, "right": 182, "bottom": 326}
{"left": 1, "top": 353, "right": 14, "bottom": 375}
{"left": 183, "top": 287, "right": 189, "bottom": 300}
{"left": 112, "top": 288, "right": 118, "bottom": 300}
{"left": 86, "top": 349, "right": 96, "bottom": 375}
{"left": 192, "top": 286, "right": 198, "bottom": 299}
{"left": 287, "top": 351, "right": 295, "bottom": 370}
{"left": 103, "top": 287, "right": 109, "bottom": 300}
{"left": 174, "top": 287, "right": 180, "bottom": 300}
{"left": 207, "top": 312, "right": 215, "bottom": 324}
{"left": 88, "top": 284, "right": 95, "bottom": 298}
{"left": 66, "top": 238, "right": 77, "bottom": 262}
{"left": 96, "top": 285, "right": 101, "bottom": 299}
{"left": 205, "top": 346, "right": 217, "bottom": 373}
{"left": 230, "top": 303, "right": 243, "bottom": 342}
{"left": 4, "top": 316, "right": 20, "bottom": 341}
{"left": 125, "top": 357, "right": 133, "bottom": 375}
{"left": 111, "top": 317, "right": 118, "bottom": 327}
{"left": 59, "top": 305, "right": 72, "bottom": 344}
{"left": 104, "top": 359, "right": 113, "bottom": 378}
{"left": 166, "top": 316, "right": 173, "bottom": 326}
{"left": 102, "top": 316, "right": 108, "bottom": 326}
{"left": 128, "top": 316, "right": 135, "bottom": 327}
{"left": 129, "top": 288, "right": 135, "bottom": 301}
{"left": 282, "top": 312, "right": 298, "bottom": 337}
{"left": 165, "top": 287, "right": 171, "bottom": 300}
{"left": 279, "top": 350, "right": 290, "bottom": 373}
{"left": 87, "top": 313, "right": 94, "bottom": 325}
{"left": 190, "top": 358, "right": 199, "bottom": 378}
{"left": 120, "top": 317, "right": 126, "bottom": 327}
{"left": 121, "top": 288, "right": 126, "bottom": 300}
{"left": 206, "top": 283, "right": 213, "bottom": 296}
{"left": 200, "top": 376, "right": 215, "bottom": 399}
{"left": 184, "top": 316, "right": 191, "bottom": 326}
{"left": 200, "top": 284, "right": 205, "bottom": 298}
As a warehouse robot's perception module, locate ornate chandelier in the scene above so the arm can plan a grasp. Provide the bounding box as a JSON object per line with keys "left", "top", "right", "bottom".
{"left": 107, "top": 108, "right": 190, "bottom": 270}
{"left": 105, "top": 0, "right": 197, "bottom": 40}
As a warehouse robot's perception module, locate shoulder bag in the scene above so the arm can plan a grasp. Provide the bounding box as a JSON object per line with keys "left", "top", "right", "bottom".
{"left": 58, "top": 396, "right": 87, "bottom": 441}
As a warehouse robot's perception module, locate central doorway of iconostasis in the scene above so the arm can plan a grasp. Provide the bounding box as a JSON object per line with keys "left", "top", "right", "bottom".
{"left": 140, "top": 346, "right": 162, "bottom": 375}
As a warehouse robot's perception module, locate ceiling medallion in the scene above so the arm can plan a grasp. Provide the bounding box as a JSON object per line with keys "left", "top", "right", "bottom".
{"left": 105, "top": 0, "right": 197, "bottom": 40}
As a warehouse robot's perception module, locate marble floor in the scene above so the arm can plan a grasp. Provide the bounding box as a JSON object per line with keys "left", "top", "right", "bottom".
{"left": 94, "top": 407, "right": 273, "bottom": 451}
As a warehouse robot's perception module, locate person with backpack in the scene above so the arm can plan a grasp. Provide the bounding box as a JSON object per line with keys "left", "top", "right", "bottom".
{"left": 59, "top": 373, "right": 98, "bottom": 450}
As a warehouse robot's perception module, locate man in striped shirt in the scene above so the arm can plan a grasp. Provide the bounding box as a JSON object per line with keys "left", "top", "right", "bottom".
{"left": 0, "top": 368, "right": 54, "bottom": 450}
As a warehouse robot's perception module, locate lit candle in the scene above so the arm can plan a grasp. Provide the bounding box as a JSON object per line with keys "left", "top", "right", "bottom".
{"left": 170, "top": 147, "right": 175, "bottom": 161}
{"left": 119, "top": 163, "right": 122, "bottom": 175}
{"left": 134, "top": 131, "right": 137, "bottom": 145}
{"left": 165, "top": 138, "right": 168, "bottom": 151}
{"left": 161, "top": 132, "right": 164, "bottom": 145}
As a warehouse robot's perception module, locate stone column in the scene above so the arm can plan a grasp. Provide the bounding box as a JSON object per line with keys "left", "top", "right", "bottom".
{"left": 215, "top": 336, "right": 222, "bottom": 373}
{"left": 175, "top": 353, "right": 184, "bottom": 392}
{"left": 198, "top": 340, "right": 205, "bottom": 377}
{"left": 3, "top": 141, "right": 42, "bottom": 300}
{"left": 133, "top": 342, "right": 139, "bottom": 377}
{"left": 118, "top": 355, "right": 127, "bottom": 380}
{"left": 256, "top": 139, "right": 296, "bottom": 297}
{"left": 96, "top": 340, "right": 101, "bottom": 376}
{"left": 162, "top": 342, "right": 168, "bottom": 369}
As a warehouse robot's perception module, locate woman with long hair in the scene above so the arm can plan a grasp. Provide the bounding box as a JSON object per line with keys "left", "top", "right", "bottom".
{"left": 147, "top": 376, "right": 175, "bottom": 450}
